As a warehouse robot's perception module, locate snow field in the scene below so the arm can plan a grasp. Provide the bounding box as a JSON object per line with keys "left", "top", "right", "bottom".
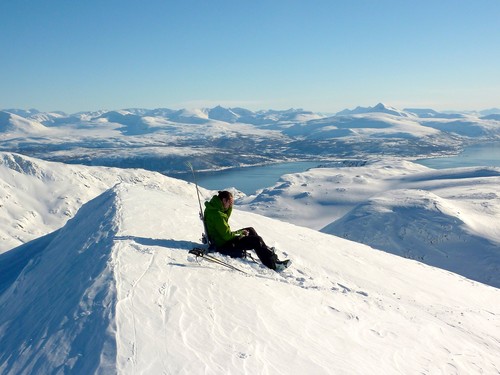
{"left": 0, "top": 154, "right": 499, "bottom": 373}
{"left": 108, "top": 183, "right": 499, "bottom": 374}
{"left": 241, "top": 159, "right": 500, "bottom": 287}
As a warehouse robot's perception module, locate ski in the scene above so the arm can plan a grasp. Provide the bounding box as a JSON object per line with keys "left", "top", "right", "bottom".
{"left": 186, "top": 162, "right": 213, "bottom": 250}
{"left": 189, "top": 248, "right": 248, "bottom": 274}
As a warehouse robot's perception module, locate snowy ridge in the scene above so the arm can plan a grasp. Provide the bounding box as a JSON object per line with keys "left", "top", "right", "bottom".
{"left": 1, "top": 174, "right": 499, "bottom": 373}
{"left": 0, "top": 152, "right": 169, "bottom": 253}
{"left": 0, "top": 187, "right": 120, "bottom": 374}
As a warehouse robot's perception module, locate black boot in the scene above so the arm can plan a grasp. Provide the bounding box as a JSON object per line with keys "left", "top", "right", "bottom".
{"left": 275, "top": 259, "right": 291, "bottom": 272}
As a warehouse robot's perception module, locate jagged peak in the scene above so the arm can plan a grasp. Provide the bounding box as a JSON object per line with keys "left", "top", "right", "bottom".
{"left": 336, "top": 103, "right": 412, "bottom": 117}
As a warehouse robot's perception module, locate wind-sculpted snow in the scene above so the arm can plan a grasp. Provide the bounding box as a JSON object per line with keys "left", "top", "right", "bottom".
{"left": 1, "top": 178, "right": 499, "bottom": 374}
{"left": 0, "top": 188, "right": 120, "bottom": 374}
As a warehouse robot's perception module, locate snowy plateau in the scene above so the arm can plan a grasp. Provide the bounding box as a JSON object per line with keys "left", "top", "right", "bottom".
{"left": 0, "top": 104, "right": 500, "bottom": 374}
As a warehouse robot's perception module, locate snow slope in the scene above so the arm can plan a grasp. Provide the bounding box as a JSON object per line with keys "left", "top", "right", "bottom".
{"left": 0, "top": 111, "right": 50, "bottom": 134}
{"left": 0, "top": 152, "right": 170, "bottom": 253}
{"left": 240, "top": 159, "right": 500, "bottom": 287}
{"left": 239, "top": 159, "right": 432, "bottom": 229}
{"left": 1, "top": 176, "right": 499, "bottom": 374}
{"left": 0, "top": 188, "right": 119, "bottom": 374}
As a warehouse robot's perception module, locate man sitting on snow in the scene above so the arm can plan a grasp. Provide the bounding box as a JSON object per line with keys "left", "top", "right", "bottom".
{"left": 204, "top": 190, "right": 290, "bottom": 271}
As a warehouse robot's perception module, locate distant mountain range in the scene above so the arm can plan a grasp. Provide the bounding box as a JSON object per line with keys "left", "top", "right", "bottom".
{"left": 1, "top": 103, "right": 499, "bottom": 174}
{"left": 4, "top": 103, "right": 500, "bottom": 119}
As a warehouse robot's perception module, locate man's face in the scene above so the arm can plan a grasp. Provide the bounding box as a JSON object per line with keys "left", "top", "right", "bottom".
{"left": 222, "top": 196, "right": 233, "bottom": 210}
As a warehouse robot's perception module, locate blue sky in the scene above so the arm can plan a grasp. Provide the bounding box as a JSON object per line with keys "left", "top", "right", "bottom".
{"left": 1, "top": 0, "right": 499, "bottom": 113}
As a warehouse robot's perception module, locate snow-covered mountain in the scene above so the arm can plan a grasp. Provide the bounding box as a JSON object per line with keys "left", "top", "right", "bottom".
{"left": 403, "top": 107, "right": 464, "bottom": 119}
{"left": 239, "top": 159, "right": 500, "bottom": 288}
{"left": 0, "top": 111, "right": 50, "bottom": 134}
{"left": 282, "top": 111, "right": 441, "bottom": 140}
{"left": 0, "top": 156, "right": 499, "bottom": 374}
{"left": 207, "top": 105, "right": 241, "bottom": 122}
{"left": 479, "top": 107, "right": 500, "bottom": 116}
{"left": 1, "top": 104, "right": 499, "bottom": 174}
{"left": 0, "top": 153, "right": 169, "bottom": 253}
{"left": 336, "top": 102, "right": 412, "bottom": 117}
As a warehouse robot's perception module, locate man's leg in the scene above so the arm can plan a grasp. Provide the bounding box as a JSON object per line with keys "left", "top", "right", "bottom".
{"left": 237, "top": 235, "right": 277, "bottom": 269}
{"left": 217, "top": 245, "right": 246, "bottom": 258}
{"left": 219, "top": 229, "right": 278, "bottom": 270}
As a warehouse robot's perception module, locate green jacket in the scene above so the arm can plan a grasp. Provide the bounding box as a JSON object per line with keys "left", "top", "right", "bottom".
{"left": 204, "top": 195, "right": 243, "bottom": 247}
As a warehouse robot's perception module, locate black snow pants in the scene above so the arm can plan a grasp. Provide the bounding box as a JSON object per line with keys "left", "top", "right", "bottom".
{"left": 217, "top": 227, "right": 278, "bottom": 270}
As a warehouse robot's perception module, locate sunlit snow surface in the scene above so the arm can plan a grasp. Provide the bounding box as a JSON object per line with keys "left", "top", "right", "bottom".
{"left": 239, "top": 159, "right": 500, "bottom": 287}
{"left": 0, "top": 154, "right": 499, "bottom": 374}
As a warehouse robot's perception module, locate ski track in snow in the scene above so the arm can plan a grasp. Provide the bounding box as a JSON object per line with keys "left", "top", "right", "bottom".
{"left": 111, "top": 236, "right": 379, "bottom": 374}
{"left": 114, "top": 236, "right": 497, "bottom": 374}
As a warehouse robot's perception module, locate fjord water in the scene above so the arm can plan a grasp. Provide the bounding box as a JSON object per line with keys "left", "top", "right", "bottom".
{"left": 181, "top": 143, "right": 500, "bottom": 195}
{"left": 191, "top": 161, "right": 321, "bottom": 195}
{"left": 416, "top": 142, "right": 500, "bottom": 169}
